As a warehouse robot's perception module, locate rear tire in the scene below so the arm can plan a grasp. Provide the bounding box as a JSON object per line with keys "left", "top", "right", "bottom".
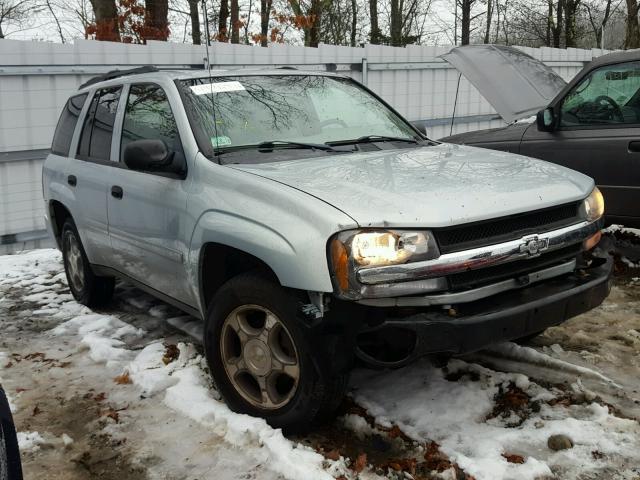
{"left": 204, "top": 273, "right": 350, "bottom": 433}
{"left": 61, "top": 219, "right": 114, "bottom": 308}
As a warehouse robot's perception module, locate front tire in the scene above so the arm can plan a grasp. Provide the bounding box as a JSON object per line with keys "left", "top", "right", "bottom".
{"left": 204, "top": 273, "right": 350, "bottom": 433}
{"left": 61, "top": 219, "right": 114, "bottom": 307}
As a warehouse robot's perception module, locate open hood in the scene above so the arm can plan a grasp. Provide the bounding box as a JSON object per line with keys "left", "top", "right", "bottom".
{"left": 440, "top": 45, "right": 567, "bottom": 123}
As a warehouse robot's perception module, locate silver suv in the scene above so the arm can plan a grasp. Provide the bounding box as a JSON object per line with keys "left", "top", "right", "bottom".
{"left": 43, "top": 67, "right": 612, "bottom": 431}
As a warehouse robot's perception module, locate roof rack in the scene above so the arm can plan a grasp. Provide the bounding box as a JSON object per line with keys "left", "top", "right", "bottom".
{"left": 79, "top": 66, "right": 159, "bottom": 90}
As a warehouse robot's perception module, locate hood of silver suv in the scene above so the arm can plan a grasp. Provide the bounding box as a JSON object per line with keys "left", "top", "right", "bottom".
{"left": 231, "top": 143, "right": 593, "bottom": 228}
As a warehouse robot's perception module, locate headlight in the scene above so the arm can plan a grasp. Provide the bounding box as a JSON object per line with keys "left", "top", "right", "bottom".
{"left": 329, "top": 229, "right": 440, "bottom": 295}
{"left": 583, "top": 187, "right": 604, "bottom": 222}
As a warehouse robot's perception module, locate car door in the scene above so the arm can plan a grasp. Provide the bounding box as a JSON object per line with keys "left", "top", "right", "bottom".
{"left": 521, "top": 61, "right": 640, "bottom": 224}
{"left": 66, "top": 87, "right": 122, "bottom": 266}
{"left": 106, "top": 82, "right": 193, "bottom": 307}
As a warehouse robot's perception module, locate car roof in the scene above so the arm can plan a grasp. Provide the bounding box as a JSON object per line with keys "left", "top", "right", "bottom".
{"left": 588, "top": 49, "right": 640, "bottom": 68}
{"left": 77, "top": 67, "right": 342, "bottom": 93}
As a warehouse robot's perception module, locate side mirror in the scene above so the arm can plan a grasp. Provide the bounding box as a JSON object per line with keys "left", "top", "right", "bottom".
{"left": 123, "top": 139, "right": 182, "bottom": 175}
{"left": 536, "top": 107, "right": 556, "bottom": 132}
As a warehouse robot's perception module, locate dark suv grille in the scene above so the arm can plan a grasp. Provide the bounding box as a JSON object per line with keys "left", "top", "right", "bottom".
{"left": 448, "top": 244, "right": 582, "bottom": 291}
{"left": 435, "top": 202, "right": 581, "bottom": 254}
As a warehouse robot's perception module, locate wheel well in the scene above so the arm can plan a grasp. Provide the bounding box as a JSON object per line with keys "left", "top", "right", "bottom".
{"left": 49, "top": 200, "right": 72, "bottom": 247}
{"left": 200, "top": 243, "right": 280, "bottom": 309}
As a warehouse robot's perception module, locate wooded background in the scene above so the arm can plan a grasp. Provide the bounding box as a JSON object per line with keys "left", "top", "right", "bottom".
{"left": 0, "top": 0, "right": 635, "bottom": 50}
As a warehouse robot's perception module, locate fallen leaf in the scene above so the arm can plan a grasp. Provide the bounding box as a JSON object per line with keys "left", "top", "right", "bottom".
{"left": 324, "top": 449, "right": 341, "bottom": 461}
{"left": 114, "top": 371, "right": 132, "bottom": 385}
{"left": 103, "top": 409, "right": 119, "bottom": 423}
{"left": 93, "top": 392, "right": 107, "bottom": 402}
{"left": 352, "top": 452, "right": 367, "bottom": 473}
{"left": 502, "top": 453, "right": 525, "bottom": 464}
{"left": 162, "top": 344, "right": 180, "bottom": 365}
{"left": 4, "top": 362, "right": 13, "bottom": 368}
{"left": 32, "top": 405, "right": 41, "bottom": 416}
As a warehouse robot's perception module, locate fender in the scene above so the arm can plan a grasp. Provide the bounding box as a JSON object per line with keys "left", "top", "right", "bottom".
{"left": 188, "top": 208, "right": 336, "bottom": 314}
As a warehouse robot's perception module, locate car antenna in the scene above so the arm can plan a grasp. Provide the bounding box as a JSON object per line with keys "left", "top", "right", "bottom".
{"left": 201, "top": 0, "right": 222, "bottom": 159}
{"left": 449, "top": 72, "right": 462, "bottom": 137}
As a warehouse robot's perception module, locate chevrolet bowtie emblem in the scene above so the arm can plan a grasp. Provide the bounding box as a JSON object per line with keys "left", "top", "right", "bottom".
{"left": 520, "top": 236, "right": 550, "bottom": 257}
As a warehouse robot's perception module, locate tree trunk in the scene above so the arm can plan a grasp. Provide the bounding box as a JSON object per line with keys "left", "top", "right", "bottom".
{"left": 308, "top": 0, "right": 321, "bottom": 47}
{"left": 484, "top": 0, "right": 492, "bottom": 43}
{"left": 0, "top": 24, "right": 4, "bottom": 39}
{"left": 553, "top": 0, "right": 563, "bottom": 47}
{"left": 390, "top": 0, "right": 402, "bottom": 46}
{"left": 218, "top": 0, "right": 229, "bottom": 41}
{"left": 460, "top": 0, "right": 471, "bottom": 45}
{"left": 369, "top": 0, "right": 381, "bottom": 43}
{"left": 546, "top": 0, "right": 553, "bottom": 45}
{"left": 89, "top": 0, "right": 120, "bottom": 41}
{"left": 260, "top": 0, "right": 271, "bottom": 46}
{"left": 350, "top": 0, "right": 357, "bottom": 46}
{"left": 626, "top": 0, "right": 640, "bottom": 48}
{"left": 230, "top": 0, "right": 239, "bottom": 43}
{"left": 144, "top": 0, "right": 169, "bottom": 41}
{"left": 188, "top": 0, "right": 201, "bottom": 44}
{"left": 564, "top": 0, "right": 579, "bottom": 47}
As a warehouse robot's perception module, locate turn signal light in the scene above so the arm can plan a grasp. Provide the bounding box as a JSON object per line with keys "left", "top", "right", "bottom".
{"left": 583, "top": 230, "right": 602, "bottom": 251}
{"left": 330, "top": 238, "right": 349, "bottom": 292}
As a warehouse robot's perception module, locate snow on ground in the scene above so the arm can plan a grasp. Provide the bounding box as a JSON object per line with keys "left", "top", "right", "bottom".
{"left": 1, "top": 247, "right": 640, "bottom": 479}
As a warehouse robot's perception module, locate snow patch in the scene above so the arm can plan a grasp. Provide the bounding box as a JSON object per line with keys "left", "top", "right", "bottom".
{"left": 17, "top": 431, "right": 46, "bottom": 452}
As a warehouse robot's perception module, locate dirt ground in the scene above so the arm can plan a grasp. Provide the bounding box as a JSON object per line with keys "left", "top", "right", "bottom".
{"left": 0, "top": 234, "right": 639, "bottom": 480}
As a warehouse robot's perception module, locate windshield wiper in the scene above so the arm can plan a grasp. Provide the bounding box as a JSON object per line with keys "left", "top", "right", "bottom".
{"left": 257, "top": 140, "right": 345, "bottom": 152}
{"left": 328, "top": 135, "right": 420, "bottom": 146}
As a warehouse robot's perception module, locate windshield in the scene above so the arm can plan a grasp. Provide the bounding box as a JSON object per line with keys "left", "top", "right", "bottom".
{"left": 179, "top": 75, "right": 418, "bottom": 156}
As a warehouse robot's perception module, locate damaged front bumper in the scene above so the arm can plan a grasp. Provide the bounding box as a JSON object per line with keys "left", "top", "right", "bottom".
{"left": 353, "top": 253, "right": 613, "bottom": 368}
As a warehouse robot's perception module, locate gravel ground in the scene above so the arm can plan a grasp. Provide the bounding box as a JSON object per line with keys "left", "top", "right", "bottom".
{"left": 0, "top": 234, "right": 639, "bottom": 480}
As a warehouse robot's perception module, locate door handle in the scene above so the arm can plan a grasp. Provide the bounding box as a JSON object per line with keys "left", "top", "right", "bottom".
{"left": 111, "top": 185, "right": 123, "bottom": 199}
{"left": 629, "top": 141, "right": 640, "bottom": 152}
{"left": 67, "top": 175, "right": 77, "bottom": 187}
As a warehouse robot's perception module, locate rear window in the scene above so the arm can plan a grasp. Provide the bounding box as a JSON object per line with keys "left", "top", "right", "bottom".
{"left": 77, "top": 87, "right": 122, "bottom": 161}
{"left": 51, "top": 93, "right": 87, "bottom": 156}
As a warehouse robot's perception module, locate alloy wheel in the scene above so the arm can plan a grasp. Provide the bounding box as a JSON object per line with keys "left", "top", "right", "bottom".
{"left": 65, "top": 232, "right": 85, "bottom": 293}
{"left": 220, "top": 305, "right": 300, "bottom": 410}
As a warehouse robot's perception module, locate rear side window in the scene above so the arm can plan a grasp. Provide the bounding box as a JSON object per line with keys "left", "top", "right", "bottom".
{"left": 77, "top": 86, "right": 122, "bottom": 161}
{"left": 51, "top": 93, "right": 87, "bottom": 156}
{"left": 120, "top": 83, "right": 184, "bottom": 161}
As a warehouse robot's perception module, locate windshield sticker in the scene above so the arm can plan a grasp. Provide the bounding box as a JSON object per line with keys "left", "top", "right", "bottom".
{"left": 211, "top": 136, "right": 232, "bottom": 148}
{"left": 190, "top": 81, "right": 245, "bottom": 95}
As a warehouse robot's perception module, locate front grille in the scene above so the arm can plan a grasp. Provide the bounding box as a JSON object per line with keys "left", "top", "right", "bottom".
{"left": 448, "top": 244, "right": 582, "bottom": 291}
{"left": 435, "top": 202, "right": 581, "bottom": 254}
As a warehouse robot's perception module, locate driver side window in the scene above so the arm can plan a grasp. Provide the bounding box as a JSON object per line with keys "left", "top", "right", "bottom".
{"left": 560, "top": 62, "right": 640, "bottom": 127}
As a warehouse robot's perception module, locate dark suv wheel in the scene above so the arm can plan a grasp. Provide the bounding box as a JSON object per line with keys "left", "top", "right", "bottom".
{"left": 204, "top": 273, "right": 350, "bottom": 433}
{"left": 61, "top": 219, "right": 115, "bottom": 307}
{"left": 0, "top": 386, "right": 22, "bottom": 480}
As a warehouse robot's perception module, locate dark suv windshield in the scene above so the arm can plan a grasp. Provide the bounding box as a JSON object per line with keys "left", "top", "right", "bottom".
{"left": 179, "top": 75, "right": 419, "bottom": 160}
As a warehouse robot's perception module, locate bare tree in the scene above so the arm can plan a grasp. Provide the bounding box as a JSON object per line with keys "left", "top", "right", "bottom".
{"left": 230, "top": 0, "right": 238, "bottom": 42}
{"left": 369, "top": 0, "right": 381, "bottom": 43}
{"left": 564, "top": 0, "right": 580, "bottom": 46}
{"left": 144, "top": 0, "right": 170, "bottom": 40}
{"left": 484, "top": 0, "right": 493, "bottom": 42}
{"left": 89, "top": 0, "right": 120, "bottom": 40}
{"left": 187, "top": 0, "right": 201, "bottom": 43}
{"left": 0, "top": 0, "right": 31, "bottom": 38}
{"left": 350, "top": 0, "right": 357, "bottom": 45}
{"left": 259, "top": 0, "right": 271, "bottom": 45}
{"left": 584, "top": 0, "right": 612, "bottom": 46}
{"left": 625, "top": 0, "right": 640, "bottom": 47}
{"left": 218, "top": 0, "right": 228, "bottom": 40}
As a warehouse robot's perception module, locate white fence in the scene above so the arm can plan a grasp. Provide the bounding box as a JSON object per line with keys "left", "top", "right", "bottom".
{"left": 0, "top": 39, "right": 609, "bottom": 253}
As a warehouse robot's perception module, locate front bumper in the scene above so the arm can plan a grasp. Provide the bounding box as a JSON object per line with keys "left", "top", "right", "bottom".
{"left": 354, "top": 253, "right": 613, "bottom": 368}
